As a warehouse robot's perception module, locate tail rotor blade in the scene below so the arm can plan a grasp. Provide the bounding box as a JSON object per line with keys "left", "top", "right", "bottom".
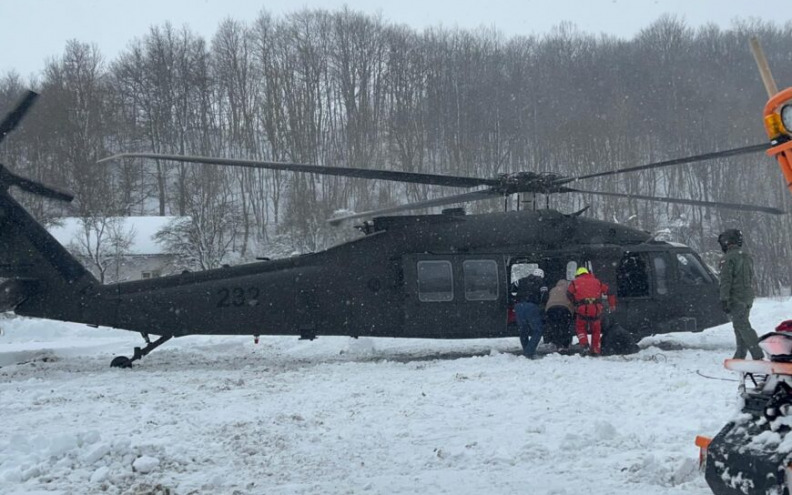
{"left": 0, "top": 90, "right": 38, "bottom": 146}
{"left": 13, "top": 175, "right": 74, "bottom": 202}
{"left": 0, "top": 164, "right": 74, "bottom": 202}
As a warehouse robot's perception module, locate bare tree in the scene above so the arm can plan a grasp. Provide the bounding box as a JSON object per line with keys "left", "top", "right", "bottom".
{"left": 68, "top": 216, "right": 135, "bottom": 283}
{"left": 154, "top": 165, "right": 240, "bottom": 271}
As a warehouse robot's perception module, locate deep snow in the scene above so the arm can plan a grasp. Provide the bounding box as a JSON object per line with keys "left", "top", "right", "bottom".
{"left": 1, "top": 298, "right": 791, "bottom": 495}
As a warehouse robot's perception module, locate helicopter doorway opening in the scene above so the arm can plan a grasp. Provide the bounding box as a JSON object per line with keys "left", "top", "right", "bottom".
{"left": 616, "top": 253, "right": 650, "bottom": 298}
{"left": 506, "top": 253, "right": 652, "bottom": 353}
{"left": 502, "top": 248, "right": 715, "bottom": 350}
{"left": 508, "top": 258, "right": 580, "bottom": 349}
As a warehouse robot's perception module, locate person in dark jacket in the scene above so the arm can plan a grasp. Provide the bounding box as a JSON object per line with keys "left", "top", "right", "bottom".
{"left": 514, "top": 268, "right": 548, "bottom": 359}
{"left": 567, "top": 267, "right": 616, "bottom": 356}
{"left": 718, "top": 229, "right": 762, "bottom": 360}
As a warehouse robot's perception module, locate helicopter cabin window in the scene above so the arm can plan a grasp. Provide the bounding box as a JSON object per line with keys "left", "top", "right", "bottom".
{"left": 653, "top": 255, "right": 668, "bottom": 295}
{"left": 463, "top": 260, "right": 499, "bottom": 301}
{"left": 417, "top": 260, "right": 454, "bottom": 302}
{"left": 617, "top": 253, "right": 649, "bottom": 298}
{"left": 675, "top": 253, "right": 713, "bottom": 285}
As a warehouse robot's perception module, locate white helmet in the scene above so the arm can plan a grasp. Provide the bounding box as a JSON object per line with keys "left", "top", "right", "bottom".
{"left": 532, "top": 268, "right": 544, "bottom": 278}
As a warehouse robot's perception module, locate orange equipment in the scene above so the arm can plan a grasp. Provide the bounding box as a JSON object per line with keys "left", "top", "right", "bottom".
{"left": 762, "top": 87, "right": 792, "bottom": 194}
{"left": 751, "top": 37, "right": 792, "bottom": 195}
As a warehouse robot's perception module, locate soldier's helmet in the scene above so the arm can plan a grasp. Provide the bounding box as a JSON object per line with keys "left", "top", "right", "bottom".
{"left": 717, "top": 229, "right": 743, "bottom": 252}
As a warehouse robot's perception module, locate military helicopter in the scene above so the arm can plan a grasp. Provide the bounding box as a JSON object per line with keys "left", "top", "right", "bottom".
{"left": 0, "top": 90, "right": 784, "bottom": 367}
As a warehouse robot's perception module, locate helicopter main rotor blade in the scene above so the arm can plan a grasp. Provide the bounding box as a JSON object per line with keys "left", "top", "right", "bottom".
{"left": 0, "top": 90, "right": 38, "bottom": 146}
{"left": 574, "top": 189, "right": 784, "bottom": 215}
{"left": 556, "top": 143, "right": 772, "bottom": 185}
{"left": 328, "top": 189, "right": 503, "bottom": 225}
{"left": 100, "top": 153, "right": 499, "bottom": 189}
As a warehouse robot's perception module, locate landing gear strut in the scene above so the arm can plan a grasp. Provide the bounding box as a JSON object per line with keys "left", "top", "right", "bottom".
{"left": 110, "top": 334, "right": 172, "bottom": 368}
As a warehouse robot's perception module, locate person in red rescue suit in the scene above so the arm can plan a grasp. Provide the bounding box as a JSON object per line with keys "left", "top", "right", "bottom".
{"left": 566, "top": 267, "right": 617, "bottom": 355}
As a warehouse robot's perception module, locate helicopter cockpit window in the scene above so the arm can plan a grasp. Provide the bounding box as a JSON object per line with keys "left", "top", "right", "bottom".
{"left": 675, "top": 253, "right": 713, "bottom": 285}
{"left": 617, "top": 253, "right": 649, "bottom": 298}
{"left": 463, "top": 260, "right": 499, "bottom": 301}
{"left": 417, "top": 260, "right": 454, "bottom": 302}
{"left": 653, "top": 255, "right": 668, "bottom": 295}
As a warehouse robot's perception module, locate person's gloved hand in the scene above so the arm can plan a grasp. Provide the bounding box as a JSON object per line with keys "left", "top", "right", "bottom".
{"left": 721, "top": 300, "right": 730, "bottom": 314}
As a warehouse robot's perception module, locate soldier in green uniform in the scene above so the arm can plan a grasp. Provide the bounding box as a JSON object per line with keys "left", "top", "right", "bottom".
{"left": 718, "top": 229, "right": 763, "bottom": 360}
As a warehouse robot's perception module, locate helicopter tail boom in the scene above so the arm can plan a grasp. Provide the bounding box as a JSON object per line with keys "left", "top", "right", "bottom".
{"left": 0, "top": 189, "right": 96, "bottom": 315}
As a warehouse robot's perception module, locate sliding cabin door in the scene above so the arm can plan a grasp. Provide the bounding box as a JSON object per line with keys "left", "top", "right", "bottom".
{"left": 401, "top": 254, "right": 508, "bottom": 338}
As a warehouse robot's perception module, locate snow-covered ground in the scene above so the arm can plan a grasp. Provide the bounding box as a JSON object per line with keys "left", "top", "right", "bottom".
{"left": 1, "top": 299, "right": 791, "bottom": 495}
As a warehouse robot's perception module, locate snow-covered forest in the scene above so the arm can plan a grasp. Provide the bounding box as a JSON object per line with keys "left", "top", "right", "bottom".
{"left": 0, "top": 9, "right": 790, "bottom": 291}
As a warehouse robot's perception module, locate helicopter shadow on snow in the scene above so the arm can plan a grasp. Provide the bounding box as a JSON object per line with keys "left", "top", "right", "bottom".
{"left": 0, "top": 344, "right": 638, "bottom": 377}
{"left": 0, "top": 341, "right": 530, "bottom": 377}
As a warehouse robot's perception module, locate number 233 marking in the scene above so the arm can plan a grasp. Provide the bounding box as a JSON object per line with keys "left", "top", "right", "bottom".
{"left": 217, "top": 287, "right": 260, "bottom": 307}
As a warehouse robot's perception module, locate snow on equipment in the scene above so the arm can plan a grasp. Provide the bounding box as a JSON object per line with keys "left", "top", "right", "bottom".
{"left": 697, "top": 324, "right": 792, "bottom": 495}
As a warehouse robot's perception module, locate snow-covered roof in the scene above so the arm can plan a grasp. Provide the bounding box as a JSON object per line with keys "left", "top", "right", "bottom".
{"left": 47, "top": 216, "right": 181, "bottom": 255}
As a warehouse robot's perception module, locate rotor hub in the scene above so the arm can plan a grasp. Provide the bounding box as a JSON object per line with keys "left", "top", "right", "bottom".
{"left": 495, "top": 172, "right": 569, "bottom": 195}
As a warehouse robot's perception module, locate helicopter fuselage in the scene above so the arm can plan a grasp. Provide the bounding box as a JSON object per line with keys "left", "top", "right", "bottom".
{"left": 9, "top": 208, "right": 727, "bottom": 342}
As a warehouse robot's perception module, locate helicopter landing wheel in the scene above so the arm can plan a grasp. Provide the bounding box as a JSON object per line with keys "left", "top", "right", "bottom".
{"left": 109, "top": 334, "right": 173, "bottom": 368}
{"left": 110, "top": 356, "right": 133, "bottom": 368}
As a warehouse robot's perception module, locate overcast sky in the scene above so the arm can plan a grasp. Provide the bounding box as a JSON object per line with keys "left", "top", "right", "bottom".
{"left": 0, "top": 0, "right": 785, "bottom": 77}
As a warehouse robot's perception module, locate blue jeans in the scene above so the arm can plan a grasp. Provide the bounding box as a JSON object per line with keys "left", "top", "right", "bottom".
{"left": 515, "top": 302, "right": 543, "bottom": 357}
